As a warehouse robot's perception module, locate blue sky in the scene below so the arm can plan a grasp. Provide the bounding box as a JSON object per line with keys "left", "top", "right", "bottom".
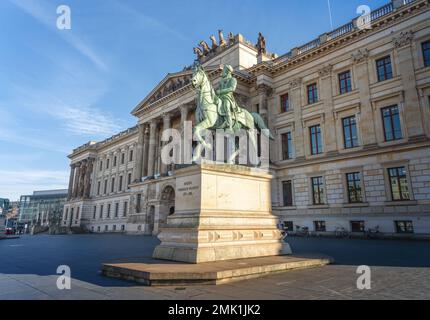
{"left": 0, "top": 0, "right": 388, "bottom": 200}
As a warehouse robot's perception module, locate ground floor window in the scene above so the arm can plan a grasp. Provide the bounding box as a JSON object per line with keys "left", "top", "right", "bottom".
{"left": 113, "top": 225, "right": 117, "bottom": 231}
{"left": 282, "top": 180, "right": 293, "bottom": 206}
{"left": 105, "top": 225, "right": 108, "bottom": 232}
{"left": 97, "top": 226, "right": 100, "bottom": 232}
{"left": 314, "top": 221, "right": 326, "bottom": 232}
{"left": 351, "top": 221, "right": 365, "bottom": 233}
{"left": 283, "top": 221, "right": 294, "bottom": 232}
{"left": 121, "top": 225, "right": 125, "bottom": 231}
{"left": 91, "top": 226, "right": 94, "bottom": 232}
{"left": 395, "top": 221, "right": 414, "bottom": 234}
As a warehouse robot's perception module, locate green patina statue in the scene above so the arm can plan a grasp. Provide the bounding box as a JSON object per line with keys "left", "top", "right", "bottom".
{"left": 191, "top": 64, "right": 274, "bottom": 163}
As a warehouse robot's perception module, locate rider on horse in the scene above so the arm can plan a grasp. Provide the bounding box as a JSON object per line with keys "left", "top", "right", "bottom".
{"left": 216, "top": 65, "right": 241, "bottom": 132}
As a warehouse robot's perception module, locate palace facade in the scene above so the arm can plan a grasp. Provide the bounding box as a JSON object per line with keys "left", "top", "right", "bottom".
{"left": 63, "top": 0, "right": 430, "bottom": 236}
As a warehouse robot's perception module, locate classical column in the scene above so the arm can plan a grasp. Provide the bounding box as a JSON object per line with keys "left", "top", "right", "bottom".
{"left": 352, "top": 49, "right": 377, "bottom": 148}
{"left": 161, "top": 113, "right": 172, "bottom": 175}
{"left": 319, "top": 65, "right": 338, "bottom": 155}
{"left": 67, "top": 164, "right": 76, "bottom": 200}
{"left": 393, "top": 31, "right": 426, "bottom": 141}
{"left": 83, "top": 158, "right": 94, "bottom": 199}
{"left": 133, "top": 124, "right": 146, "bottom": 183}
{"left": 290, "top": 78, "right": 305, "bottom": 160}
{"left": 142, "top": 125, "right": 150, "bottom": 177}
{"left": 79, "top": 160, "right": 87, "bottom": 198}
{"left": 147, "top": 119, "right": 158, "bottom": 177}
{"left": 73, "top": 162, "right": 81, "bottom": 199}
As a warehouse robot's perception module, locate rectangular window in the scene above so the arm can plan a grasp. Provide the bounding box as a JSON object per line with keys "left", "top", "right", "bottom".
{"left": 64, "top": 208, "right": 68, "bottom": 221}
{"left": 395, "top": 221, "right": 414, "bottom": 234}
{"left": 283, "top": 221, "right": 294, "bottom": 232}
{"left": 376, "top": 56, "right": 393, "bottom": 82}
{"left": 113, "top": 225, "right": 117, "bottom": 231}
{"left": 121, "top": 225, "right": 125, "bottom": 231}
{"left": 119, "top": 176, "right": 123, "bottom": 192}
{"left": 123, "top": 202, "right": 128, "bottom": 217}
{"left": 106, "top": 159, "right": 110, "bottom": 169}
{"left": 113, "top": 156, "right": 117, "bottom": 167}
{"left": 282, "top": 180, "right": 293, "bottom": 207}
{"left": 105, "top": 225, "right": 108, "bottom": 232}
{"left": 104, "top": 180, "right": 108, "bottom": 194}
{"left": 129, "top": 150, "right": 134, "bottom": 161}
{"left": 107, "top": 204, "right": 111, "bottom": 218}
{"left": 281, "top": 132, "right": 293, "bottom": 160}
{"left": 382, "top": 106, "right": 402, "bottom": 141}
{"left": 97, "top": 181, "right": 101, "bottom": 195}
{"left": 310, "top": 125, "right": 323, "bottom": 155}
{"left": 311, "top": 177, "right": 325, "bottom": 205}
{"left": 388, "top": 167, "right": 410, "bottom": 201}
{"left": 115, "top": 203, "right": 119, "bottom": 218}
{"left": 111, "top": 177, "right": 115, "bottom": 193}
{"left": 342, "top": 116, "right": 359, "bottom": 149}
{"left": 136, "top": 194, "right": 142, "bottom": 213}
{"left": 307, "top": 83, "right": 318, "bottom": 104}
{"left": 339, "top": 71, "right": 352, "bottom": 94}
{"left": 280, "top": 93, "right": 290, "bottom": 113}
{"left": 351, "top": 221, "right": 365, "bottom": 233}
{"left": 121, "top": 153, "right": 125, "bottom": 164}
{"left": 346, "top": 172, "right": 363, "bottom": 203}
{"left": 97, "top": 226, "right": 100, "bottom": 232}
{"left": 93, "top": 206, "right": 97, "bottom": 219}
{"left": 314, "top": 221, "right": 326, "bottom": 232}
{"left": 128, "top": 173, "right": 132, "bottom": 186}
{"left": 99, "top": 161, "right": 103, "bottom": 171}
{"left": 99, "top": 205, "right": 104, "bottom": 219}
{"left": 422, "top": 41, "right": 430, "bottom": 67}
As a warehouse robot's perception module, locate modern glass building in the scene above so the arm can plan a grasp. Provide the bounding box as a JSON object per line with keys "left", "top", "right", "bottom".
{"left": 18, "top": 190, "right": 68, "bottom": 227}
{"left": 0, "top": 198, "right": 10, "bottom": 215}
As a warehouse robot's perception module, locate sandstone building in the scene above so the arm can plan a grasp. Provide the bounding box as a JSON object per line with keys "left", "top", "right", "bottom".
{"left": 63, "top": 0, "right": 430, "bottom": 236}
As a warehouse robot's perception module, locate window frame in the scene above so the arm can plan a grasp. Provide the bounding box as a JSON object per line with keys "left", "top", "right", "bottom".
{"left": 346, "top": 172, "right": 363, "bottom": 203}
{"left": 310, "top": 125, "right": 323, "bottom": 155}
{"left": 307, "top": 83, "right": 318, "bottom": 105}
{"left": 342, "top": 115, "right": 359, "bottom": 149}
{"left": 281, "top": 132, "right": 293, "bottom": 160}
{"left": 422, "top": 40, "right": 430, "bottom": 67}
{"left": 280, "top": 93, "right": 290, "bottom": 113}
{"left": 388, "top": 167, "right": 410, "bottom": 201}
{"left": 338, "top": 70, "right": 352, "bottom": 94}
{"left": 381, "top": 105, "right": 402, "bottom": 142}
{"left": 395, "top": 221, "right": 414, "bottom": 234}
{"left": 314, "top": 221, "right": 326, "bottom": 232}
{"left": 311, "top": 176, "right": 325, "bottom": 205}
{"left": 376, "top": 56, "right": 393, "bottom": 82}
{"left": 282, "top": 180, "right": 293, "bottom": 207}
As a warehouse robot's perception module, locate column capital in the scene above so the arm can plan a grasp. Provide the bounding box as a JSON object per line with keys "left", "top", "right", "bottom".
{"left": 256, "top": 83, "right": 272, "bottom": 95}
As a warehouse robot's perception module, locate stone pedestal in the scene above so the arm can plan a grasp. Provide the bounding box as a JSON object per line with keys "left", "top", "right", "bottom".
{"left": 153, "top": 163, "right": 292, "bottom": 263}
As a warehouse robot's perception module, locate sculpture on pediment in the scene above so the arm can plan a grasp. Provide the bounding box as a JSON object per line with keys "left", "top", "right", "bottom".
{"left": 194, "top": 47, "right": 204, "bottom": 59}
{"left": 210, "top": 35, "right": 218, "bottom": 50}
{"left": 256, "top": 32, "right": 267, "bottom": 55}
{"left": 228, "top": 32, "right": 235, "bottom": 45}
{"left": 199, "top": 41, "right": 211, "bottom": 54}
{"left": 218, "top": 30, "right": 226, "bottom": 47}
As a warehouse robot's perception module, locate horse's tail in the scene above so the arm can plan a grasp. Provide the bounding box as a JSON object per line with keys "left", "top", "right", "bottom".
{"left": 252, "top": 113, "right": 275, "bottom": 140}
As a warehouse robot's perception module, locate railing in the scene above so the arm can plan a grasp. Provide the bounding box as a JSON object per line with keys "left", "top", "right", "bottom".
{"left": 327, "top": 22, "right": 355, "bottom": 41}
{"left": 297, "top": 38, "right": 320, "bottom": 55}
{"left": 371, "top": 2, "right": 394, "bottom": 21}
{"left": 273, "top": 0, "right": 419, "bottom": 65}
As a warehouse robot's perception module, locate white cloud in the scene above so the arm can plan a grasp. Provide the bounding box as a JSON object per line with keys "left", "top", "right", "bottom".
{"left": 0, "top": 170, "right": 69, "bottom": 201}
{"left": 49, "top": 106, "right": 123, "bottom": 136}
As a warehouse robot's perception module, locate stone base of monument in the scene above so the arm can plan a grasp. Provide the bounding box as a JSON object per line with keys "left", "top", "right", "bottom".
{"left": 102, "top": 163, "right": 333, "bottom": 285}
{"left": 101, "top": 254, "right": 333, "bottom": 286}
{"left": 153, "top": 163, "right": 292, "bottom": 263}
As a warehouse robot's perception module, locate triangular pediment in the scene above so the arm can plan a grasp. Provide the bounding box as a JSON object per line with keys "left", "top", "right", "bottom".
{"left": 132, "top": 69, "right": 194, "bottom": 115}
